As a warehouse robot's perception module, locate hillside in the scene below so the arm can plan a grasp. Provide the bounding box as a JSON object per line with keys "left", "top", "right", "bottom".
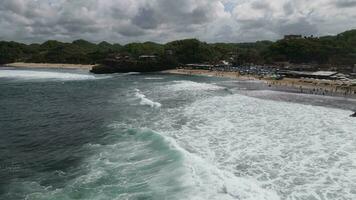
{"left": 1, "top": 29, "right": 356, "bottom": 69}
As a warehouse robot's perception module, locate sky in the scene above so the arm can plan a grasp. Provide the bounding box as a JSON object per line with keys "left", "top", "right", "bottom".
{"left": 0, "top": 0, "right": 356, "bottom": 44}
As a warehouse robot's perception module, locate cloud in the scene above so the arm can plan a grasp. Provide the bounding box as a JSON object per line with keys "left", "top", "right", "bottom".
{"left": 334, "top": 0, "right": 356, "bottom": 8}
{"left": 132, "top": 7, "right": 160, "bottom": 29}
{"left": 114, "top": 22, "right": 146, "bottom": 37}
{"left": 0, "top": 0, "right": 355, "bottom": 43}
{"left": 229, "top": 0, "right": 356, "bottom": 41}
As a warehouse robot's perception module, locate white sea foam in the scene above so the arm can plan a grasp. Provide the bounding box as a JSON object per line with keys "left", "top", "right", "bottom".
{"left": 135, "top": 89, "right": 161, "bottom": 108}
{"left": 105, "top": 119, "right": 279, "bottom": 200}
{"left": 144, "top": 77, "right": 164, "bottom": 80}
{"left": 123, "top": 72, "right": 141, "bottom": 75}
{"left": 0, "top": 69, "right": 97, "bottom": 81}
{"left": 167, "top": 80, "right": 225, "bottom": 91}
{"left": 155, "top": 90, "right": 356, "bottom": 200}
{"left": 160, "top": 135, "right": 280, "bottom": 200}
{"left": 10, "top": 77, "right": 355, "bottom": 200}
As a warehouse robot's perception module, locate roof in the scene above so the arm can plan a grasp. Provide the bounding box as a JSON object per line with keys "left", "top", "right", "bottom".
{"left": 280, "top": 70, "right": 338, "bottom": 77}
{"left": 139, "top": 55, "right": 157, "bottom": 58}
{"left": 186, "top": 64, "right": 214, "bottom": 67}
{"left": 221, "top": 60, "right": 230, "bottom": 65}
{"left": 311, "top": 71, "right": 338, "bottom": 76}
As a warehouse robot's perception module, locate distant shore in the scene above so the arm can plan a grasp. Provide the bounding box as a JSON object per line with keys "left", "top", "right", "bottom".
{"left": 3, "top": 62, "right": 96, "bottom": 70}
{"left": 164, "top": 69, "right": 356, "bottom": 98}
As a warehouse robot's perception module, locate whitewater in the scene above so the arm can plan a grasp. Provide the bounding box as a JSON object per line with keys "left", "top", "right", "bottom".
{"left": 0, "top": 68, "right": 355, "bottom": 200}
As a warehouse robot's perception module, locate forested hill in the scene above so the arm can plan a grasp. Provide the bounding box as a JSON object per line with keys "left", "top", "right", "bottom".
{"left": 1, "top": 29, "right": 356, "bottom": 67}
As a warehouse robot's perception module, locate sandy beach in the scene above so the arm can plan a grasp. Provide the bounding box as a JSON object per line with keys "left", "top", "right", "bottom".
{"left": 3, "top": 62, "right": 96, "bottom": 70}
{"left": 164, "top": 69, "right": 356, "bottom": 98}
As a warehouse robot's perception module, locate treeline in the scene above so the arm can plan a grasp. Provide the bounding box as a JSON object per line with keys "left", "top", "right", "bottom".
{"left": 1, "top": 29, "right": 356, "bottom": 67}
{"left": 266, "top": 30, "right": 356, "bottom": 65}
{"left": 0, "top": 40, "right": 122, "bottom": 64}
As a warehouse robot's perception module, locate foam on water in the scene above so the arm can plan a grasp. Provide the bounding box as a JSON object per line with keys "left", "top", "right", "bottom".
{"left": 155, "top": 90, "right": 356, "bottom": 200}
{"left": 135, "top": 89, "right": 162, "bottom": 108}
{"left": 167, "top": 80, "right": 225, "bottom": 91}
{"left": 108, "top": 123, "right": 280, "bottom": 200}
{"left": 144, "top": 77, "right": 165, "bottom": 80}
{"left": 2, "top": 74, "right": 356, "bottom": 200}
{"left": 123, "top": 72, "right": 141, "bottom": 76}
{"left": 161, "top": 134, "right": 280, "bottom": 200}
{"left": 0, "top": 69, "right": 97, "bottom": 81}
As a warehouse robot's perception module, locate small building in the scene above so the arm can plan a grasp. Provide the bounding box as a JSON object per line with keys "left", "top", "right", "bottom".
{"left": 139, "top": 55, "right": 158, "bottom": 62}
{"left": 330, "top": 73, "right": 349, "bottom": 81}
{"left": 279, "top": 70, "right": 338, "bottom": 79}
{"left": 284, "top": 64, "right": 316, "bottom": 71}
{"left": 311, "top": 71, "right": 338, "bottom": 77}
{"left": 215, "top": 60, "right": 230, "bottom": 67}
{"left": 185, "top": 64, "right": 214, "bottom": 70}
{"left": 106, "top": 53, "right": 132, "bottom": 61}
{"left": 165, "top": 49, "right": 174, "bottom": 56}
{"left": 284, "top": 35, "right": 302, "bottom": 40}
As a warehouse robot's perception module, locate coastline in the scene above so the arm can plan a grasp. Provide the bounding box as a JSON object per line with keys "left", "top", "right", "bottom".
{"left": 3, "top": 62, "right": 96, "bottom": 70}
{"left": 164, "top": 69, "right": 356, "bottom": 99}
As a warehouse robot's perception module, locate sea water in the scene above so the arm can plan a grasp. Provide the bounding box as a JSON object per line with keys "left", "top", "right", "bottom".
{"left": 0, "top": 68, "right": 355, "bottom": 200}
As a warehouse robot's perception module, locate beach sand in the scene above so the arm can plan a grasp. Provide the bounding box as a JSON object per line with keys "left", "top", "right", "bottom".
{"left": 164, "top": 69, "right": 356, "bottom": 98}
{"left": 4, "top": 62, "right": 96, "bottom": 70}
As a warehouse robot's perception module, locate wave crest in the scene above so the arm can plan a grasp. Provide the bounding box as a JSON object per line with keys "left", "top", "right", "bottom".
{"left": 0, "top": 69, "right": 98, "bottom": 81}
{"left": 135, "top": 89, "right": 162, "bottom": 108}
{"left": 168, "top": 81, "right": 225, "bottom": 91}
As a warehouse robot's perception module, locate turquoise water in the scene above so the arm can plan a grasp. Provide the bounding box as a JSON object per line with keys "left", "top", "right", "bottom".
{"left": 1, "top": 68, "right": 356, "bottom": 200}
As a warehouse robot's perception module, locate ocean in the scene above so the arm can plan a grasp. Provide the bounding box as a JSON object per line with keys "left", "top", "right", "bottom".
{"left": 0, "top": 68, "right": 356, "bottom": 200}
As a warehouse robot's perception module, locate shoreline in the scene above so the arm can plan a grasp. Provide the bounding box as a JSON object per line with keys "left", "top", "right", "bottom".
{"left": 164, "top": 69, "right": 356, "bottom": 99}
{"left": 3, "top": 62, "right": 96, "bottom": 70}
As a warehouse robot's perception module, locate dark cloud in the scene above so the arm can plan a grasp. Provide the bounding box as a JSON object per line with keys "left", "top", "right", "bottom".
{"left": 334, "top": 0, "right": 356, "bottom": 8}
{"left": 0, "top": 0, "right": 354, "bottom": 43}
{"left": 132, "top": 8, "right": 160, "bottom": 29}
{"left": 283, "top": 2, "right": 295, "bottom": 15}
{"left": 276, "top": 18, "right": 318, "bottom": 36}
{"left": 251, "top": 1, "right": 270, "bottom": 10}
{"left": 115, "top": 24, "right": 146, "bottom": 37}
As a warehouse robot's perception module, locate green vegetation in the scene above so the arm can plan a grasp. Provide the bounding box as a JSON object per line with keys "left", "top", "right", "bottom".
{"left": 166, "top": 39, "right": 220, "bottom": 64}
{"left": 265, "top": 30, "right": 356, "bottom": 65}
{"left": 1, "top": 29, "right": 356, "bottom": 68}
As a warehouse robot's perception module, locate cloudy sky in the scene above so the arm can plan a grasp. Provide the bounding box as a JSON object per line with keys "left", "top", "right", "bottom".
{"left": 0, "top": 0, "right": 355, "bottom": 44}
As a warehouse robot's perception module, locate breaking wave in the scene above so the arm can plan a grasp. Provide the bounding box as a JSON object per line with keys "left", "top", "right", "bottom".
{"left": 144, "top": 77, "right": 165, "bottom": 80}
{"left": 156, "top": 91, "right": 356, "bottom": 200}
{"left": 167, "top": 80, "right": 225, "bottom": 91}
{"left": 135, "top": 89, "right": 162, "bottom": 108}
{"left": 0, "top": 69, "right": 98, "bottom": 81}
{"left": 161, "top": 134, "right": 280, "bottom": 200}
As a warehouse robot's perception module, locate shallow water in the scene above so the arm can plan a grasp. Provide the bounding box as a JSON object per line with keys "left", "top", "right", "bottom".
{"left": 0, "top": 68, "right": 355, "bottom": 200}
